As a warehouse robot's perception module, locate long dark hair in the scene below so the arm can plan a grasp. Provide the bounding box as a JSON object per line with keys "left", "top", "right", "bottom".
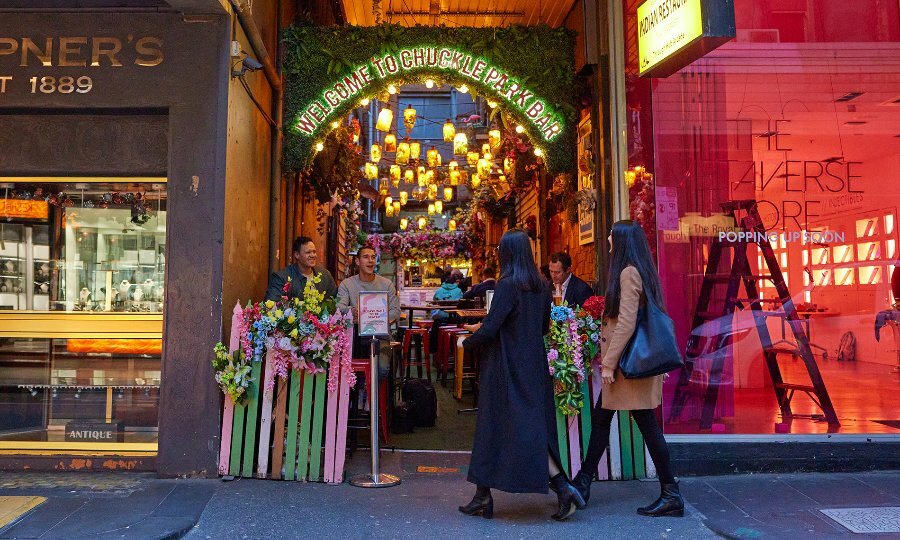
{"left": 498, "top": 228, "right": 545, "bottom": 292}
{"left": 604, "top": 220, "right": 665, "bottom": 317}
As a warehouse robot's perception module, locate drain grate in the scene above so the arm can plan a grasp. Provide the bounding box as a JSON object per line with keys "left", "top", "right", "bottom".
{"left": 820, "top": 507, "right": 900, "bottom": 534}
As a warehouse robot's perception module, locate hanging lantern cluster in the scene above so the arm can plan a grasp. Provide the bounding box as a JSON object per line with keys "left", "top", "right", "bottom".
{"left": 427, "top": 146, "right": 439, "bottom": 168}
{"left": 396, "top": 141, "right": 410, "bottom": 165}
{"left": 390, "top": 165, "right": 401, "bottom": 186}
{"left": 376, "top": 106, "right": 393, "bottom": 132}
{"left": 453, "top": 133, "right": 468, "bottom": 156}
{"left": 370, "top": 143, "right": 382, "bottom": 163}
{"left": 443, "top": 119, "right": 455, "bottom": 142}
{"left": 384, "top": 133, "right": 397, "bottom": 152}
{"left": 365, "top": 162, "right": 379, "bottom": 180}
{"left": 403, "top": 105, "right": 417, "bottom": 132}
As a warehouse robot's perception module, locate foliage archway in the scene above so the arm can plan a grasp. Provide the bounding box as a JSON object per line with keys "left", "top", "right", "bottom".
{"left": 281, "top": 24, "right": 578, "bottom": 175}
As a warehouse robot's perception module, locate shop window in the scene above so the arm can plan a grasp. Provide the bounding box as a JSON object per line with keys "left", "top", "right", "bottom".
{"left": 0, "top": 179, "right": 164, "bottom": 452}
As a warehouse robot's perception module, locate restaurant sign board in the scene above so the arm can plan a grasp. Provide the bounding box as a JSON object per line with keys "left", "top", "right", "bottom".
{"left": 637, "top": 0, "right": 735, "bottom": 77}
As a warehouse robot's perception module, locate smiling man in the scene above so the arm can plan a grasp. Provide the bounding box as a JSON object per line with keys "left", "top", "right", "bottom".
{"left": 264, "top": 236, "right": 337, "bottom": 301}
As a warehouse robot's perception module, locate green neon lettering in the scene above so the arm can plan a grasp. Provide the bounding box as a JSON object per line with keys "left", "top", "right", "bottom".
{"left": 526, "top": 100, "right": 543, "bottom": 118}
{"left": 516, "top": 89, "right": 535, "bottom": 108}
{"left": 384, "top": 54, "right": 398, "bottom": 74}
{"left": 359, "top": 65, "right": 374, "bottom": 85}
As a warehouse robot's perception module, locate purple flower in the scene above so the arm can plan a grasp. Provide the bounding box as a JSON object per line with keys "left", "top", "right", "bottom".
{"left": 547, "top": 349, "right": 559, "bottom": 361}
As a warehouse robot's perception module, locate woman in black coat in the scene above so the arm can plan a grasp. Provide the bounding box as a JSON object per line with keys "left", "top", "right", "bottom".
{"left": 459, "top": 229, "right": 585, "bottom": 521}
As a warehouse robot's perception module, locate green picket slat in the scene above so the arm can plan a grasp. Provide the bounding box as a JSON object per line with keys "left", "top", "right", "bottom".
{"left": 308, "top": 373, "right": 327, "bottom": 482}
{"left": 618, "top": 411, "right": 634, "bottom": 480}
{"left": 579, "top": 380, "right": 592, "bottom": 458}
{"left": 631, "top": 415, "right": 646, "bottom": 478}
{"left": 297, "top": 370, "right": 315, "bottom": 480}
{"left": 555, "top": 408, "right": 569, "bottom": 477}
{"left": 228, "top": 402, "right": 245, "bottom": 476}
{"left": 241, "top": 360, "right": 264, "bottom": 477}
{"left": 283, "top": 370, "right": 302, "bottom": 481}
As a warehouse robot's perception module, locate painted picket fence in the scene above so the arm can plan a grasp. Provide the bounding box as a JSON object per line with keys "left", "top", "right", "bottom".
{"left": 218, "top": 303, "right": 352, "bottom": 483}
{"left": 555, "top": 366, "right": 657, "bottom": 481}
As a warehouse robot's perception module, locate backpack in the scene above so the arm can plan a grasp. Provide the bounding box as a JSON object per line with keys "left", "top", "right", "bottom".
{"left": 391, "top": 402, "right": 415, "bottom": 434}
{"left": 837, "top": 331, "right": 856, "bottom": 362}
{"left": 402, "top": 378, "right": 437, "bottom": 427}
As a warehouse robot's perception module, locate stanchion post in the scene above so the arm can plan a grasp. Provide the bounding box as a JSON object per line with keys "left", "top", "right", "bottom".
{"left": 350, "top": 337, "right": 400, "bottom": 488}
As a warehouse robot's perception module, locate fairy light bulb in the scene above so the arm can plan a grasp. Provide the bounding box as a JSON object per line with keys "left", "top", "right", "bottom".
{"left": 534, "top": 148, "right": 544, "bottom": 157}
{"left": 458, "top": 84, "right": 468, "bottom": 94}
{"left": 315, "top": 142, "right": 324, "bottom": 152}
{"left": 331, "top": 120, "right": 339, "bottom": 128}
{"left": 515, "top": 124, "right": 525, "bottom": 134}
{"left": 487, "top": 100, "right": 498, "bottom": 109}
{"left": 387, "top": 84, "right": 398, "bottom": 94}
{"left": 360, "top": 98, "right": 370, "bottom": 106}
{"left": 425, "top": 79, "right": 435, "bottom": 88}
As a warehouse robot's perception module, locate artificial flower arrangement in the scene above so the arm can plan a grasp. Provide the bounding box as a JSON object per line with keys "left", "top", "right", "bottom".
{"left": 212, "top": 342, "right": 253, "bottom": 405}
{"left": 212, "top": 274, "right": 356, "bottom": 403}
{"left": 384, "top": 229, "right": 473, "bottom": 261}
{"left": 546, "top": 295, "right": 605, "bottom": 416}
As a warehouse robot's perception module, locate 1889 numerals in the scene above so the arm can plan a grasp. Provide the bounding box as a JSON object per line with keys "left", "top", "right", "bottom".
{"left": 29, "top": 76, "right": 93, "bottom": 94}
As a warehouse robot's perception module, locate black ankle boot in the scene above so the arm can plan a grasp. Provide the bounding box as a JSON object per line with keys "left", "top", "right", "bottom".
{"left": 571, "top": 470, "right": 592, "bottom": 504}
{"left": 637, "top": 481, "right": 684, "bottom": 517}
{"left": 549, "top": 473, "right": 586, "bottom": 521}
{"left": 459, "top": 485, "right": 493, "bottom": 519}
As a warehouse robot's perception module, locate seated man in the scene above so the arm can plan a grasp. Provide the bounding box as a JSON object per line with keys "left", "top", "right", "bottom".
{"left": 265, "top": 236, "right": 337, "bottom": 301}
{"left": 463, "top": 267, "right": 496, "bottom": 300}
{"left": 336, "top": 246, "right": 400, "bottom": 357}
{"left": 549, "top": 252, "right": 593, "bottom": 307}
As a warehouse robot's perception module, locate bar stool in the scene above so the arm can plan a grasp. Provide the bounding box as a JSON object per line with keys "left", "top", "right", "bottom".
{"left": 437, "top": 326, "right": 467, "bottom": 385}
{"left": 348, "top": 358, "right": 390, "bottom": 450}
{"left": 401, "top": 327, "right": 431, "bottom": 380}
{"left": 453, "top": 334, "right": 479, "bottom": 400}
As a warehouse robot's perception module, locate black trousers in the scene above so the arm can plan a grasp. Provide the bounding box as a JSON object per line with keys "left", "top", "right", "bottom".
{"left": 581, "top": 405, "right": 676, "bottom": 484}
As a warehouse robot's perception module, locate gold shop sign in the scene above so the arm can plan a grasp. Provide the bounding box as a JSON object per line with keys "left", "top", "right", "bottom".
{"left": 0, "top": 35, "right": 163, "bottom": 96}
{"left": 0, "top": 198, "right": 49, "bottom": 220}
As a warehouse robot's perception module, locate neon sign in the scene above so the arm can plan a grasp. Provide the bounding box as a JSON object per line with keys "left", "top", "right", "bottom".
{"left": 293, "top": 47, "right": 564, "bottom": 143}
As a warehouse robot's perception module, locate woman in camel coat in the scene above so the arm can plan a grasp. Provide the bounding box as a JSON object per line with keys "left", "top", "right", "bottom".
{"left": 572, "top": 220, "right": 684, "bottom": 518}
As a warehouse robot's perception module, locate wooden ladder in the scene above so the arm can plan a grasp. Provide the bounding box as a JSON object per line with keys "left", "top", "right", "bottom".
{"left": 667, "top": 200, "right": 840, "bottom": 429}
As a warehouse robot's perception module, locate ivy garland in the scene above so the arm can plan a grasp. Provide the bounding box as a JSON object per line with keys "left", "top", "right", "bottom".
{"left": 282, "top": 24, "right": 578, "bottom": 176}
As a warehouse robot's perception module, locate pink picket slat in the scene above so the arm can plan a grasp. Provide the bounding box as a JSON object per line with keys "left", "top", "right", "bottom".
{"left": 218, "top": 302, "right": 243, "bottom": 475}
{"left": 567, "top": 416, "right": 582, "bottom": 476}
{"left": 589, "top": 364, "right": 610, "bottom": 480}
{"left": 256, "top": 350, "right": 277, "bottom": 478}
{"left": 331, "top": 330, "right": 353, "bottom": 484}
{"left": 323, "top": 367, "right": 340, "bottom": 483}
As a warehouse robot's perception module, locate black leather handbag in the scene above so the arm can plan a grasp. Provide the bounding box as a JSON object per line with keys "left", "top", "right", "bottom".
{"left": 619, "top": 294, "right": 683, "bottom": 379}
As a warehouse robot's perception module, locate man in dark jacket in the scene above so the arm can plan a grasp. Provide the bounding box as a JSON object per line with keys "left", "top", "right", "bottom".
{"left": 463, "top": 267, "right": 497, "bottom": 300}
{"left": 265, "top": 236, "right": 337, "bottom": 301}
{"left": 548, "top": 252, "right": 593, "bottom": 307}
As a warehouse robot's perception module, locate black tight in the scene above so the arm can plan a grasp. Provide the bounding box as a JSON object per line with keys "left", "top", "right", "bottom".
{"left": 581, "top": 406, "right": 676, "bottom": 484}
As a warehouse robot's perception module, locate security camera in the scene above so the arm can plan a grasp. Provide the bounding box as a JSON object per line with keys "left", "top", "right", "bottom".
{"left": 242, "top": 56, "right": 263, "bottom": 71}
{"left": 231, "top": 55, "right": 264, "bottom": 78}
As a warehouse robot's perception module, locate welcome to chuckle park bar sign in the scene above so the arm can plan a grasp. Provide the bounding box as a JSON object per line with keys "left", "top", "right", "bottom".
{"left": 637, "top": 0, "right": 735, "bottom": 77}
{"left": 293, "top": 47, "right": 564, "bottom": 144}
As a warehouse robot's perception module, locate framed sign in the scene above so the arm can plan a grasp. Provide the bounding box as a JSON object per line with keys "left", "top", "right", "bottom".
{"left": 637, "top": 0, "right": 736, "bottom": 78}
{"left": 577, "top": 117, "right": 596, "bottom": 245}
{"left": 358, "top": 291, "right": 390, "bottom": 337}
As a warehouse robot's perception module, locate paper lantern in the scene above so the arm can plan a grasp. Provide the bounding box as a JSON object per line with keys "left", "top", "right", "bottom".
{"left": 399, "top": 217, "right": 409, "bottom": 230}
{"left": 427, "top": 183, "right": 438, "bottom": 200}
{"left": 489, "top": 129, "right": 501, "bottom": 149}
{"left": 365, "top": 162, "right": 378, "bottom": 180}
{"left": 410, "top": 142, "right": 421, "bottom": 160}
{"left": 390, "top": 165, "right": 401, "bottom": 186}
{"left": 448, "top": 160, "right": 458, "bottom": 172}
{"left": 376, "top": 106, "right": 393, "bottom": 132}
{"left": 482, "top": 143, "right": 491, "bottom": 156}
{"left": 379, "top": 181, "right": 389, "bottom": 196}
{"left": 470, "top": 173, "right": 481, "bottom": 188}
{"left": 396, "top": 141, "right": 410, "bottom": 165}
{"left": 417, "top": 216, "right": 428, "bottom": 229}
{"left": 427, "top": 203, "right": 436, "bottom": 215}
{"left": 417, "top": 166, "right": 427, "bottom": 187}
{"left": 392, "top": 201, "right": 401, "bottom": 213}
{"left": 427, "top": 146, "right": 439, "bottom": 167}
{"left": 443, "top": 119, "right": 455, "bottom": 142}
{"left": 434, "top": 200, "right": 443, "bottom": 214}
{"left": 425, "top": 170, "right": 435, "bottom": 185}
{"left": 436, "top": 153, "right": 442, "bottom": 166}
{"left": 403, "top": 105, "right": 417, "bottom": 132}
{"left": 504, "top": 157, "right": 514, "bottom": 175}
{"left": 385, "top": 196, "right": 393, "bottom": 208}
{"left": 483, "top": 152, "right": 493, "bottom": 161}
{"left": 466, "top": 151, "right": 479, "bottom": 167}
{"left": 443, "top": 187, "right": 453, "bottom": 201}
{"left": 449, "top": 170, "right": 461, "bottom": 186}
{"left": 448, "top": 219, "right": 457, "bottom": 231}
{"left": 384, "top": 133, "right": 397, "bottom": 152}
{"left": 404, "top": 169, "right": 414, "bottom": 184}
{"left": 477, "top": 158, "right": 490, "bottom": 177}
{"left": 399, "top": 191, "right": 409, "bottom": 205}
{"left": 384, "top": 204, "right": 393, "bottom": 217}
{"left": 370, "top": 143, "right": 382, "bottom": 163}
{"left": 453, "top": 133, "right": 468, "bottom": 156}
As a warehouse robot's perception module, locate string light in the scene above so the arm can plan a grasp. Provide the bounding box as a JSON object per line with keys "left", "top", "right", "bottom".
{"left": 315, "top": 142, "right": 324, "bottom": 152}
{"left": 360, "top": 98, "right": 370, "bottom": 106}
{"left": 487, "top": 100, "right": 498, "bottom": 108}
{"left": 515, "top": 124, "right": 525, "bottom": 134}
{"left": 387, "top": 84, "right": 398, "bottom": 94}
{"left": 457, "top": 84, "right": 468, "bottom": 93}
{"left": 534, "top": 148, "right": 544, "bottom": 157}
{"left": 425, "top": 79, "right": 434, "bottom": 88}
{"left": 330, "top": 120, "right": 339, "bottom": 128}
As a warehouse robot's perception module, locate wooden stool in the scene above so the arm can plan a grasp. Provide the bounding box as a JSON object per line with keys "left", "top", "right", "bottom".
{"left": 453, "top": 334, "right": 478, "bottom": 400}
{"left": 348, "top": 358, "right": 390, "bottom": 448}
{"left": 437, "top": 326, "right": 467, "bottom": 385}
{"left": 402, "top": 327, "right": 431, "bottom": 379}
